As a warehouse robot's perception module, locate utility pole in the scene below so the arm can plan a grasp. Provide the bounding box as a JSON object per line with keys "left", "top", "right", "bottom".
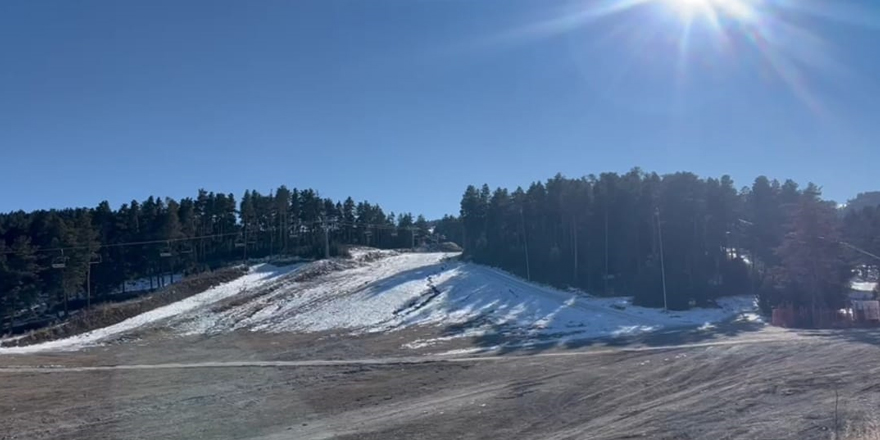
{"left": 520, "top": 207, "right": 531, "bottom": 281}
{"left": 604, "top": 208, "right": 609, "bottom": 295}
{"left": 323, "top": 217, "right": 330, "bottom": 260}
{"left": 411, "top": 227, "right": 416, "bottom": 250}
{"left": 656, "top": 208, "right": 668, "bottom": 311}
{"left": 87, "top": 256, "right": 101, "bottom": 309}
{"left": 243, "top": 225, "right": 248, "bottom": 262}
{"left": 87, "top": 262, "right": 92, "bottom": 309}
{"left": 572, "top": 216, "right": 579, "bottom": 284}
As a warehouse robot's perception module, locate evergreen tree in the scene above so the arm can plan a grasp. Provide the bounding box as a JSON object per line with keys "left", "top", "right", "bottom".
{"left": 0, "top": 183, "right": 417, "bottom": 331}
{"left": 0, "top": 237, "right": 39, "bottom": 332}
{"left": 433, "top": 214, "right": 463, "bottom": 246}
{"left": 772, "top": 185, "right": 850, "bottom": 315}
{"left": 458, "top": 170, "right": 854, "bottom": 312}
{"left": 397, "top": 213, "right": 414, "bottom": 248}
{"left": 275, "top": 186, "right": 291, "bottom": 253}
{"left": 414, "top": 214, "right": 429, "bottom": 246}
{"left": 342, "top": 197, "right": 356, "bottom": 243}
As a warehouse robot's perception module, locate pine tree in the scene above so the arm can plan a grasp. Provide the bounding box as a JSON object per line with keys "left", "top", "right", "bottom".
{"left": 275, "top": 186, "right": 291, "bottom": 253}
{"left": 0, "top": 240, "right": 10, "bottom": 331}
{"left": 177, "top": 198, "right": 198, "bottom": 272}
{"left": 0, "top": 237, "right": 39, "bottom": 332}
{"left": 774, "top": 185, "right": 850, "bottom": 315}
{"left": 0, "top": 183, "right": 418, "bottom": 331}
{"left": 433, "top": 214, "right": 462, "bottom": 246}
{"left": 414, "top": 214, "right": 429, "bottom": 246}
{"left": 90, "top": 201, "right": 122, "bottom": 298}
{"left": 342, "top": 197, "right": 356, "bottom": 243}
{"left": 456, "top": 170, "right": 849, "bottom": 311}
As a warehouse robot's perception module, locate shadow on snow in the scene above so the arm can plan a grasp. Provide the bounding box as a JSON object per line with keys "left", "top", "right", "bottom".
{"left": 353, "top": 258, "right": 768, "bottom": 356}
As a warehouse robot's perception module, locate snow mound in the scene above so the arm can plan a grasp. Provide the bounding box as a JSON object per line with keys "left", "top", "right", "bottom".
{"left": 177, "top": 253, "right": 759, "bottom": 347}
{"left": 347, "top": 246, "right": 400, "bottom": 262}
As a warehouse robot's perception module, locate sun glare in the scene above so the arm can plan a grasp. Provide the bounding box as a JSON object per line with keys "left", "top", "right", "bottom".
{"left": 663, "top": 0, "right": 754, "bottom": 23}
{"left": 489, "top": 0, "right": 873, "bottom": 115}
{"left": 666, "top": 0, "right": 709, "bottom": 18}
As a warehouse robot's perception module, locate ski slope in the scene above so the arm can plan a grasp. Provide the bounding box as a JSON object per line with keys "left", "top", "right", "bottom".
{"left": 3, "top": 251, "right": 758, "bottom": 354}
{"left": 175, "top": 252, "right": 758, "bottom": 347}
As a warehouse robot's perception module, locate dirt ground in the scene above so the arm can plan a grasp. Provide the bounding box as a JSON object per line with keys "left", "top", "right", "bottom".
{"left": 3, "top": 323, "right": 880, "bottom": 440}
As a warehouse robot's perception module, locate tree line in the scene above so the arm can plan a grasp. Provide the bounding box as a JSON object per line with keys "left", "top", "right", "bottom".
{"left": 0, "top": 186, "right": 431, "bottom": 331}
{"left": 457, "top": 169, "right": 862, "bottom": 312}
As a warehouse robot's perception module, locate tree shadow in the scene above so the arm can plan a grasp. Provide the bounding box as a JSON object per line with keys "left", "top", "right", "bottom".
{"left": 442, "top": 314, "right": 769, "bottom": 356}
{"left": 360, "top": 260, "right": 771, "bottom": 356}
{"left": 281, "top": 255, "right": 767, "bottom": 357}
{"left": 358, "top": 262, "right": 453, "bottom": 298}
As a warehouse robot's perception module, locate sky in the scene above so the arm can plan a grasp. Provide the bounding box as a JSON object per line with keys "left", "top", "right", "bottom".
{"left": 2, "top": 0, "right": 879, "bottom": 219}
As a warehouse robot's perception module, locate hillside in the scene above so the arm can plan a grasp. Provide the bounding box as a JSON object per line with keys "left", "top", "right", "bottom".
{"left": 1, "top": 249, "right": 757, "bottom": 354}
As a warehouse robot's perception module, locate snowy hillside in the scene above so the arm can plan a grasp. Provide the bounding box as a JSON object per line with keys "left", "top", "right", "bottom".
{"left": 2, "top": 251, "right": 758, "bottom": 354}
{"left": 174, "top": 252, "right": 757, "bottom": 347}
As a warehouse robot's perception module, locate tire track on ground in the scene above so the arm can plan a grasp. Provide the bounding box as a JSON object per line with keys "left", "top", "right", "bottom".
{"left": 0, "top": 333, "right": 805, "bottom": 374}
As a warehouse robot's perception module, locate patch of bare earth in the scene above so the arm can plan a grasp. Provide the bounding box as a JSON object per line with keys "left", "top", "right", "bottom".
{"left": 2, "top": 326, "right": 880, "bottom": 439}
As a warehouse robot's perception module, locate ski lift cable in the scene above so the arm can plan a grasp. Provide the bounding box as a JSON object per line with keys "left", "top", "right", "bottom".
{"left": 0, "top": 218, "right": 434, "bottom": 256}
{"left": 0, "top": 231, "right": 242, "bottom": 256}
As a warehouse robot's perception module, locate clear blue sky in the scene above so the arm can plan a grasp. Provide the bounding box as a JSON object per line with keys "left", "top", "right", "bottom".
{"left": 2, "top": 0, "right": 879, "bottom": 219}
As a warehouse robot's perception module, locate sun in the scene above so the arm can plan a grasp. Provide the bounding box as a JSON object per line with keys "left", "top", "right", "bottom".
{"left": 492, "top": 0, "right": 844, "bottom": 115}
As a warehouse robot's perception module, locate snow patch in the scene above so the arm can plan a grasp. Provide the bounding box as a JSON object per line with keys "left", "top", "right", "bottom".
{"left": 110, "top": 274, "right": 183, "bottom": 295}
{"left": 0, "top": 264, "right": 300, "bottom": 354}
{"left": 851, "top": 281, "right": 877, "bottom": 292}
